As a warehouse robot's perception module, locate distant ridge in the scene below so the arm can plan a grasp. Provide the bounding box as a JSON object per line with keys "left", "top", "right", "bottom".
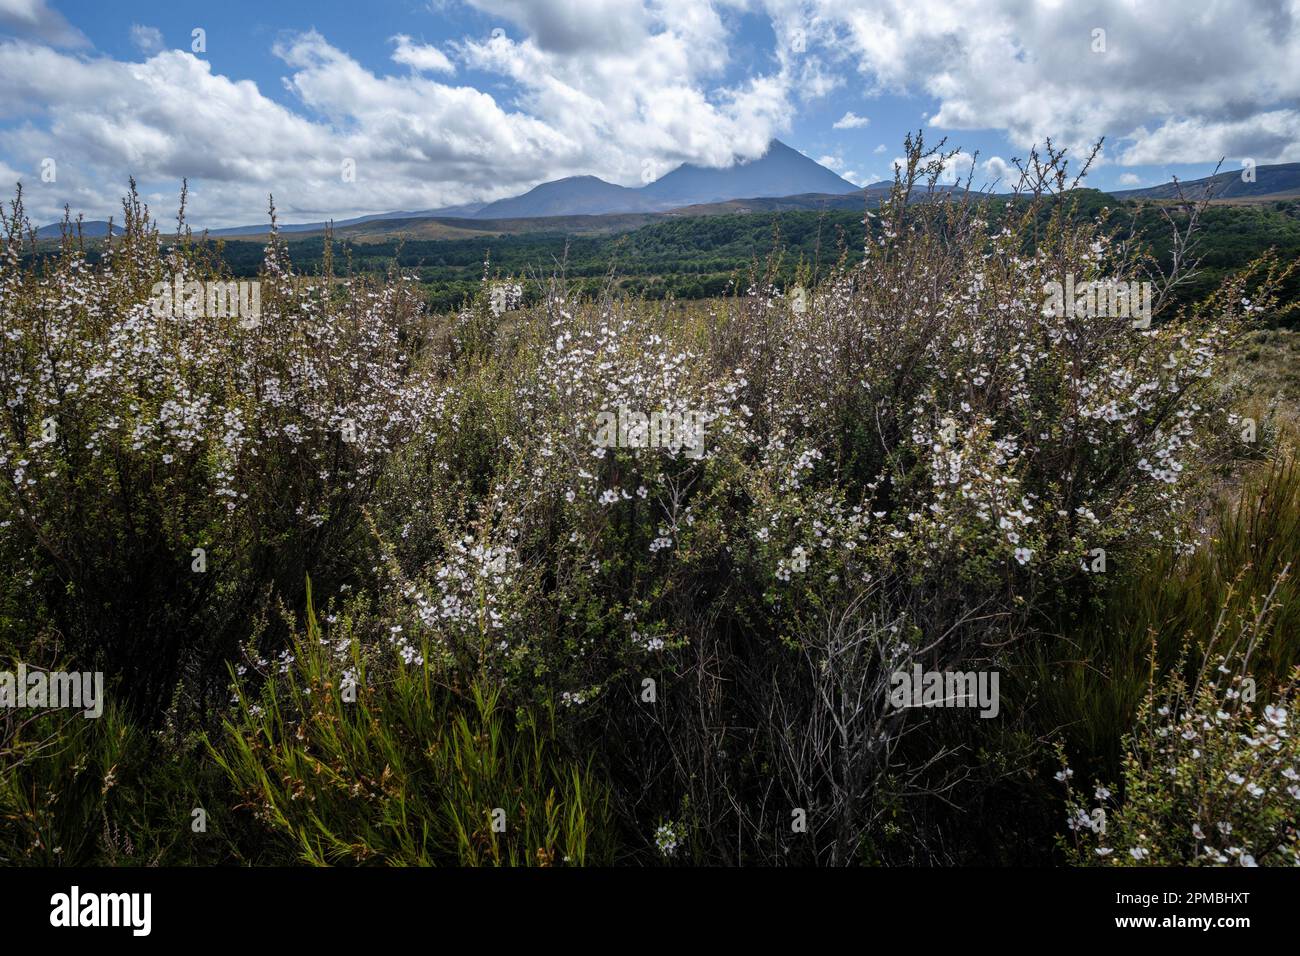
{"left": 470, "top": 140, "right": 859, "bottom": 219}
{"left": 1111, "top": 162, "right": 1300, "bottom": 201}
{"left": 35, "top": 161, "right": 1300, "bottom": 242}
{"left": 474, "top": 175, "right": 653, "bottom": 219}
{"left": 35, "top": 220, "right": 120, "bottom": 240}
{"left": 208, "top": 201, "right": 487, "bottom": 237}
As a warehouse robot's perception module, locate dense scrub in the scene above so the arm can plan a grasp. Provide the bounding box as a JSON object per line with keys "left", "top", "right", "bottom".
{"left": 2, "top": 139, "right": 1297, "bottom": 865}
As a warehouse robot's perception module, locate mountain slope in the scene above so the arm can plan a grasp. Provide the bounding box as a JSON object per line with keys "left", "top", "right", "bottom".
{"left": 474, "top": 175, "right": 652, "bottom": 219}
{"left": 35, "top": 220, "right": 120, "bottom": 239}
{"left": 47, "top": 157, "right": 1300, "bottom": 243}
{"left": 1112, "top": 162, "right": 1300, "bottom": 201}
{"left": 641, "top": 140, "right": 860, "bottom": 207}
{"left": 209, "top": 201, "right": 488, "bottom": 238}
{"left": 472, "top": 140, "right": 858, "bottom": 219}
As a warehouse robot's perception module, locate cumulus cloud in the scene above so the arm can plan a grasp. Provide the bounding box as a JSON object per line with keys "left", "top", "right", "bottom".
{"left": 464, "top": 0, "right": 652, "bottom": 55}
{"left": 0, "top": 6, "right": 801, "bottom": 226}
{"left": 129, "top": 24, "right": 163, "bottom": 55}
{"left": 982, "top": 155, "right": 1019, "bottom": 188}
{"left": 816, "top": 151, "right": 864, "bottom": 185}
{"left": 390, "top": 34, "right": 455, "bottom": 73}
{"left": 0, "top": 0, "right": 84, "bottom": 46}
{"left": 757, "top": 0, "right": 1300, "bottom": 165}
{"left": 1118, "top": 111, "right": 1300, "bottom": 166}
{"left": 936, "top": 150, "right": 974, "bottom": 185}
{"left": 453, "top": 0, "right": 792, "bottom": 172}
{"left": 833, "top": 110, "right": 869, "bottom": 129}
{"left": 1, "top": 0, "right": 818, "bottom": 225}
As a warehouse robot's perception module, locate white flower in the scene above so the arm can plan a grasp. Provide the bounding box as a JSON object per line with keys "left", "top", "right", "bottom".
{"left": 1014, "top": 547, "right": 1032, "bottom": 565}
{"left": 654, "top": 823, "right": 681, "bottom": 857}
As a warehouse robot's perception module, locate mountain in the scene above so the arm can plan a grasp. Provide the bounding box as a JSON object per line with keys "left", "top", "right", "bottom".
{"left": 472, "top": 140, "right": 859, "bottom": 219}
{"left": 1112, "top": 162, "right": 1300, "bottom": 201}
{"left": 474, "top": 175, "right": 651, "bottom": 219}
{"left": 36, "top": 220, "right": 120, "bottom": 239}
{"left": 208, "top": 201, "right": 488, "bottom": 238}
{"left": 34, "top": 141, "right": 858, "bottom": 237}
{"left": 641, "top": 140, "right": 860, "bottom": 208}
{"left": 45, "top": 155, "right": 1300, "bottom": 245}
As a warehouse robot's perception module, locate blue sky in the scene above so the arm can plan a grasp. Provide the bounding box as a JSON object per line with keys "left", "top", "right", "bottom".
{"left": 2, "top": 0, "right": 1297, "bottom": 227}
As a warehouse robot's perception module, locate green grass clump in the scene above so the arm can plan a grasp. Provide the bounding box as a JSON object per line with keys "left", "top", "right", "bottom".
{"left": 1016, "top": 448, "right": 1300, "bottom": 786}
{"left": 212, "top": 584, "right": 613, "bottom": 866}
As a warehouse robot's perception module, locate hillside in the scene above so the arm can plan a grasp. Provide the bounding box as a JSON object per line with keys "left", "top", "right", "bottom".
{"left": 1114, "top": 162, "right": 1300, "bottom": 201}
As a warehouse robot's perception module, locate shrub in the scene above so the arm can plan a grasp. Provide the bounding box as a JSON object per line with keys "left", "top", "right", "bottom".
{"left": 1058, "top": 573, "right": 1300, "bottom": 866}
{"left": 2, "top": 133, "right": 1295, "bottom": 866}
{"left": 353, "top": 137, "right": 1289, "bottom": 862}
{"left": 0, "top": 186, "right": 435, "bottom": 718}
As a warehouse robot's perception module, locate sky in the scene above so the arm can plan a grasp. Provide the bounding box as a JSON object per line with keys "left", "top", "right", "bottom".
{"left": 1, "top": 0, "right": 1298, "bottom": 229}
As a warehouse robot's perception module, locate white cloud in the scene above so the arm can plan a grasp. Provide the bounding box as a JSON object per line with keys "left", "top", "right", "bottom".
{"left": 129, "top": 24, "right": 163, "bottom": 55}
{"left": 758, "top": 0, "right": 1300, "bottom": 165}
{"left": 0, "top": 6, "right": 802, "bottom": 226}
{"left": 390, "top": 34, "right": 455, "bottom": 73}
{"left": 0, "top": 0, "right": 84, "bottom": 46}
{"left": 982, "top": 156, "right": 1020, "bottom": 188}
{"left": 816, "top": 151, "right": 864, "bottom": 185}
{"left": 465, "top": 0, "right": 652, "bottom": 55}
{"left": 833, "top": 110, "right": 869, "bottom": 129}
{"left": 936, "top": 150, "right": 974, "bottom": 185}
{"left": 1119, "top": 111, "right": 1300, "bottom": 166}
{"left": 452, "top": 2, "right": 793, "bottom": 172}
{"left": 1116, "top": 172, "right": 1141, "bottom": 186}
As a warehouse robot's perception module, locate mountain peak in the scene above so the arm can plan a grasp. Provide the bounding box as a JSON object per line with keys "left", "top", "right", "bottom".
{"left": 471, "top": 140, "right": 857, "bottom": 221}
{"left": 638, "top": 140, "right": 857, "bottom": 206}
